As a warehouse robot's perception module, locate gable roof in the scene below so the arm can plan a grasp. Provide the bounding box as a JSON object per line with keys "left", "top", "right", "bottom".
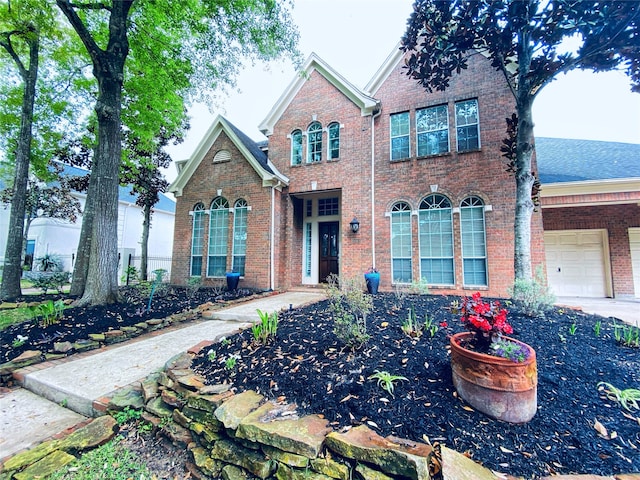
{"left": 258, "top": 53, "right": 380, "bottom": 136}
{"left": 364, "top": 43, "right": 404, "bottom": 96}
{"left": 536, "top": 137, "right": 640, "bottom": 184}
{"left": 169, "top": 115, "right": 288, "bottom": 197}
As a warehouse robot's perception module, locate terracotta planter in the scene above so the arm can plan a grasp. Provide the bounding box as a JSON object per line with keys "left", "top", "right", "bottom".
{"left": 450, "top": 332, "right": 537, "bottom": 423}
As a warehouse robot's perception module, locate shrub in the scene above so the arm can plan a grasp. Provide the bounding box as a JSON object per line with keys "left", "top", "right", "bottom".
{"left": 29, "top": 272, "right": 70, "bottom": 294}
{"left": 508, "top": 266, "right": 556, "bottom": 318}
{"left": 35, "top": 253, "right": 63, "bottom": 272}
{"left": 326, "top": 274, "right": 372, "bottom": 349}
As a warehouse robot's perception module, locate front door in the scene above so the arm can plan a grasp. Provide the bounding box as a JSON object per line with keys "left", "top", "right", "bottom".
{"left": 319, "top": 222, "right": 339, "bottom": 283}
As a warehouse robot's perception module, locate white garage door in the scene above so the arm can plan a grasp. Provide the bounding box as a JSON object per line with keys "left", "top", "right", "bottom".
{"left": 630, "top": 228, "right": 640, "bottom": 299}
{"left": 545, "top": 230, "right": 609, "bottom": 297}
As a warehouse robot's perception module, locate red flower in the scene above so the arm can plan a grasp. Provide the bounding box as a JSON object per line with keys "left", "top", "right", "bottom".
{"left": 455, "top": 292, "right": 515, "bottom": 339}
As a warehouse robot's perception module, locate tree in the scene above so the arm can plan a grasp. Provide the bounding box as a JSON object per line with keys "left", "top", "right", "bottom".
{"left": 0, "top": 0, "right": 90, "bottom": 300}
{"left": 56, "top": 0, "right": 300, "bottom": 305}
{"left": 401, "top": 0, "right": 640, "bottom": 281}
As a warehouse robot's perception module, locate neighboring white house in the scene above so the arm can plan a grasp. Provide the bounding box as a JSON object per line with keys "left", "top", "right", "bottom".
{"left": 0, "top": 164, "right": 176, "bottom": 283}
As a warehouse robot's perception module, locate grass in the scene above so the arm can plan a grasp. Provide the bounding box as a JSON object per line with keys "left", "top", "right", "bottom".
{"left": 48, "top": 437, "right": 152, "bottom": 479}
{"left": 0, "top": 306, "right": 34, "bottom": 331}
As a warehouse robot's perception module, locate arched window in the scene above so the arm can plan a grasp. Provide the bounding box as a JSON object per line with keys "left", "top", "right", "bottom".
{"left": 232, "top": 199, "right": 248, "bottom": 276}
{"left": 419, "top": 194, "right": 454, "bottom": 285}
{"left": 328, "top": 122, "right": 340, "bottom": 160}
{"left": 291, "top": 130, "right": 302, "bottom": 165}
{"left": 391, "top": 202, "right": 412, "bottom": 283}
{"left": 307, "top": 122, "right": 322, "bottom": 163}
{"left": 207, "top": 196, "right": 229, "bottom": 277}
{"left": 460, "top": 196, "right": 487, "bottom": 286}
{"left": 190, "top": 203, "right": 205, "bottom": 276}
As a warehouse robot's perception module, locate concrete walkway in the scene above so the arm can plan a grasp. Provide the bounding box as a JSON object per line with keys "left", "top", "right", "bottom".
{"left": 556, "top": 296, "right": 639, "bottom": 325}
{"left": 0, "top": 291, "right": 325, "bottom": 461}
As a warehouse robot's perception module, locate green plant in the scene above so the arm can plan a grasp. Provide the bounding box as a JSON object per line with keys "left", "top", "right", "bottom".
{"left": 613, "top": 321, "right": 640, "bottom": 348}
{"left": 112, "top": 406, "right": 143, "bottom": 425}
{"left": 401, "top": 306, "right": 423, "bottom": 338}
{"left": 59, "top": 398, "right": 68, "bottom": 408}
{"left": 225, "top": 355, "right": 237, "bottom": 370}
{"left": 187, "top": 276, "right": 202, "bottom": 297}
{"left": 49, "top": 437, "right": 152, "bottom": 479}
{"left": 29, "top": 299, "right": 66, "bottom": 327}
{"left": 35, "top": 253, "right": 63, "bottom": 272}
{"left": 408, "top": 278, "right": 430, "bottom": 295}
{"left": 207, "top": 349, "right": 217, "bottom": 361}
{"left": 326, "top": 274, "right": 372, "bottom": 349}
{"left": 568, "top": 322, "right": 577, "bottom": 335}
{"left": 121, "top": 265, "right": 139, "bottom": 284}
{"left": 252, "top": 309, "right": 279, "bottom": 344}
{"left": 508, "top": 265, "right": 556, "bottom": 318}
{"left": 11, "top": 335, "right": 28, "bottom": 348}
{"left": 221, "top": 337, "right": 232, "bottom": 346}
{"left": 598, "top": 382, "right": 640, "bottom": 412}
{"left": 30, "top": 272, "right": 70, "bottom": 294}
{"left": 491, "top": 338, "right": 531, "bottom": 363}
{"left": 368, "top": 370, "right": 408, "bottom": 397}
{"left": 594, "top": 320, "right": 602, "bottom": 337}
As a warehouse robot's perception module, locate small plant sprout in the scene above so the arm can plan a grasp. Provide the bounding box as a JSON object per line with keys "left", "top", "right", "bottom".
{"left": 424, "top": 315, "right": 439, "bottom": 338}
{"left": 207, "top": 349, "right": 216, "bottom": 362}
{"left": 252, "top": 309, "right": 278, "bottom": 344}
{"left": 221, "top": 337, "right": 231, "bottom": 346}
{"left": 613, "top": 321, "right": 640, "bottom": 348}
{"left": 401, "top": 306, "right": 423, "bottom": 338}
{"left": 569, "top": 322, "right": 577, "bottom": 335}
{"left": 598, "top": 382, "right": 640, "bottom": 412}
{"left": 225, "top": 355, "right": 238, "bottom": 370}
{"left": 368, "top": 370, "right": 408, "bottom": 397}
{"left": 12, "top": 335, "right": 28, "bottom": 348}
{"left": 593, "top": 320, "right": 602, "bottom": 337}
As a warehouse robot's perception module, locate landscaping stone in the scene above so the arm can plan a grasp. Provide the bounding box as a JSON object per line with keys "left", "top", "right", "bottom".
{"left": 190, "top": 445, "right": 223, "bottom": 477}
{"left": 141, "top": 373, "right": 160, "bottom": 401}
{"left": 57, "top": 415, "right": 117, "bottom": 451}
{"left": 210, "top": 438, "right": 275, "bottom": 479}
{"left": 161, "top": 389, "right": 186, "bottom": 408}
{"left": 165, "top": 352, "right": 194, "bottom": 371}
{"left": 189, "top": 421, "right": 224, "bottom": 444}
{"left": 325, "top": 425, "right": 432, "bottom": 480}
{"left": 187, "top": 390, "right": 234, "bottom": 412}
{"left": 2, "top": 439, "right": 61, "bottom": 472}
{"left": 88, "top": 333, "right": 105, "bottom": 341}
{"left": 182, "top": 405, "right": 223, "bottom": 428}
{"left": 53, "top": 341, "right": 73, "bottom": 353}
{"left": 215, "top": 390, "right": 264, "bottom": 430}
{"left": 237, "top": 402, "right": 331, "bottom": 458}
{"left": 12, "top": 450, "right": 76, "bottom": 480}
{"left": 355, "top": 462, "right": 395, "bottom": 480}
{"left": 275, "top": 462, "right": 333, "bottom": 480}
{"left": 262, "top": 444, "right": 310, "bottom": 468}
{"left": 173, "top": 408, "right": 192, "bottom": 428}
{"left": 199, "top": 383, "right": 232, "bottom": 395}
{"left": 145, "top": 396, "right": 173, "bottom": 418}
{"left": 310, "top": 455, "right": 350, "bottom": 480}
{"left": 221, "top": 464, "right": 252, "bottom": 480}
{"left": 439, "top": 445, "right": 499, "bottom": 480}
{"left": 161, "top": 420, "right": 193, "bottom": 447}
{"left": 134, "top": 322, "right": 149, "bottom": 329}
{"left": 108, "top": 386, "right": 145, "bottom": 410}
{"left": 72, "top": 339, "right": 99, "bottom": 351}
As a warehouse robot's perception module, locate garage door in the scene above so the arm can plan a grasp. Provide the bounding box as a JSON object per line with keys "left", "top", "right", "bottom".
{"left": 545, "top": 230, "right": 609, "bottom": 297}
{"left": 630, "top": 228, "right": 640, "bottom": 299}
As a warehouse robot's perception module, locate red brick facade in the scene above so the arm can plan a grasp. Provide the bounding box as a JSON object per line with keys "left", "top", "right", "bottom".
{"left": 170, "top": 50, "right": 548, "bottom": 298}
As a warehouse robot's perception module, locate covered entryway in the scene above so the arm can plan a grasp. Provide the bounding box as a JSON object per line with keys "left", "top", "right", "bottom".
{"left": 545, "top": 230, "right": 611, "bottom": 297}
{"left": 630, "top": 228, "right": 640, "bottom": 299}
{"left": 319, "top": 221, "right": 339, "bottom": 282}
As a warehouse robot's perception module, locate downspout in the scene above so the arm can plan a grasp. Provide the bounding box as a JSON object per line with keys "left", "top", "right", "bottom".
{"left": 270, "top": 185, "right": 275, "bottom": 291}
{"left": 370, "top": 107, "right": 381, "bottom": 269}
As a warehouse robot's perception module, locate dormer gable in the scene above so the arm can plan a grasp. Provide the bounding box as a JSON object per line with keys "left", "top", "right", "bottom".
{"left": 168, "top": 115, "right": 288, "bottom": 197}
{"left": 259, "top": 53, "right": 380, "bottom": 137}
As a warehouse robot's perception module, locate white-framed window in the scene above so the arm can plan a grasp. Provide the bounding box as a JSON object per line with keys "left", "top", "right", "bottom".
{"left": 207, "top": 196, "right": 229, "bottom": 277}
{"left": 390, "top": 112, "right": 410, "bottom": 160}
{"left": 190, "top": 203, "right": 205, "bottom": 277}
{"left": 307, "top": 122, "right": 322, "bottom": 163}
{"left": 328, "top": 122, "right": 340, "bottom": 160}
{"left": 417, "top": 105, "right": 449, "bottom": 156}
{"left": 291, "top": 129, "right": 302, "bottom": 165}
{"left": 304, "top": 223, "right": 312, "bottom": 277}
{"left": 318, "top": 197, "right": 339, "bottom": 216}
{"left": 455, "top": 99, "right": 480, "bottom": 152}
{"left": 419, "top": 194, "right": 454, "bottom": 285}
{"left": 391, "top": 201, "right": 412, "bottom": 283}
{"left": 232, "top": 199, "right": 248, "bottom": 276}
{"left": 460, "top": 196, "right": 487, "bottom": 286}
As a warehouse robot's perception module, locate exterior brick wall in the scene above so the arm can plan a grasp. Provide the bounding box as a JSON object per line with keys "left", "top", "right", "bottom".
{"left": 543, "top": 203, "right": 640, "bottom": 297}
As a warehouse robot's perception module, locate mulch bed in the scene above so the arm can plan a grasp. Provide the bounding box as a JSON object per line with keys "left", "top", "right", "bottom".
{"left": 0, "top": 285, "right": 254, "bottom": 365}
{"left": 191, "top": 293, "right": 640, "bottom": 479}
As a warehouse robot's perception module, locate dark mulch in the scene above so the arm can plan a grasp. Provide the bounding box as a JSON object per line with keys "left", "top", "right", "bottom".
{"left": 0, "top": 285, "right": 254, "bottom": 365}
{"left": 192, "top": 293, "right": 640, "bottom": 479}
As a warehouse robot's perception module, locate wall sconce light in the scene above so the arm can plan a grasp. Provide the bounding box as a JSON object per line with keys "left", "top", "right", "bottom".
{"left": 350, "top": 217, "right": 360, "bottom": 233}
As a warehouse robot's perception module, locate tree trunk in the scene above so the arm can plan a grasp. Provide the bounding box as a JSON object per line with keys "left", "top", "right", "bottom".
{"left": 0, "top": 28, "right": 39, "bottom": 301}
{"left": 140, "top": 204, "right": 151, "bottom": 281}
{"left": 69, "top": 169, "right": 96, "bottom": 296}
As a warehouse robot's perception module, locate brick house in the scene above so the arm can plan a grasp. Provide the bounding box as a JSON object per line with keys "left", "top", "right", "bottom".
{"left": 537, "top": 138, "right": 640, "bottom": 299}
{"left": 169, "top": 46, "right": 548, "bottom": 297}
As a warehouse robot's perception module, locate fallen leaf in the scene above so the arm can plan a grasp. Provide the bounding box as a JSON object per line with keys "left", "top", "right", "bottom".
{"left": 462, "top": 405, "right": 474, "bottom": 412}
{"left": 381, "top": 322, "right": 389, "bottom": 328}
{"left": 499, "top": 446, "right": 514, "bottom": 454}
{"left": 594, "top": 419, "right": 609, "bottom": 438}
{"left": 367, "top": 421, "right": 379, "bottom": 429}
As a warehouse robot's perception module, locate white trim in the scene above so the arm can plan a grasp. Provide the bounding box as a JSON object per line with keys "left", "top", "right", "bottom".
{"left": 365, "top": 43, "right": 404, "bottom": 96}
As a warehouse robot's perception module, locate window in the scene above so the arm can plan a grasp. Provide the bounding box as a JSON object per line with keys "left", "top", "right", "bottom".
{"left": 306, "top": 199, "right": 312, "bottom": 217}
{"left": 390, "top": 112, "right": 410, "bottom": 160}
{"left": 328, "top": 122, "right": 340, "bottom": 160}
{"left": 461, "top": 196, "right": 487, "bottom": 286}
{"left": 207, "top": 196, "right": 229, "bottom": 277}
{"left": 213, "top": 150, "right": 231, "bottom": 163}
{"left": 305, "top": 223, "right": 312, "bottom": 277}
{"left": 318, "top": 198, "right": 339, "bottom": 216}
{"left": 307, "top": 122, "right": 322, "bottom": 163}
{"left": 455, "top": 99, "right": 480, "bottom": 152}
{"left": 391, "top": 202, "right": 412, "bottom": 283}
{"left": 419, "top": 194, "right": 454, "bottom": 285}
{"left": 417, "top": 105, "right": 449, "bottom": 156}
{"left": 190, "top": 203, "right": 205, "bottom": 276}
{"left": 232, "top": 199, "right": 248, "bottom": 276}
{"left": 291, "top": 130, "right": 302, "bottom": 165}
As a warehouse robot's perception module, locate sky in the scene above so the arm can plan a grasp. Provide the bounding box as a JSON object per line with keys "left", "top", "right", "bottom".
{"left": 164, "top": 0, "right": 640, "bottom": 182}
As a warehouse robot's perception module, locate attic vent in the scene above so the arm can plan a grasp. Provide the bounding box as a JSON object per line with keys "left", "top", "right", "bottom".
{"left": 213, "top": 150, "right": 231, "bottom": 163}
